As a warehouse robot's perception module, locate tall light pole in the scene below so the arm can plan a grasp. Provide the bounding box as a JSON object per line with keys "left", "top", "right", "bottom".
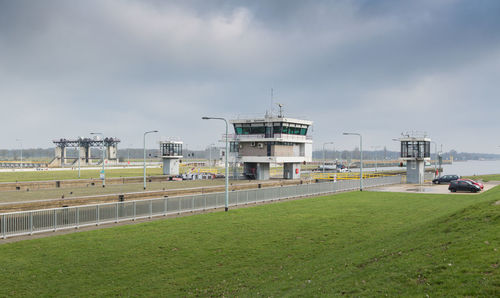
{"left": 208, "top": 143, "right": 215, "bottom": 167}
{"left": 143, "top": 130, "right": 158, "bottom": 190}
{"left": 371, "top": 145, "right": 381, "bottom": 172}
{"left": 77, "top": 137, "right": 81, "bottom": 178}
{"left": 322, "top": 141, "right": 334, "bottom": 173}
{"left": 202, "top": 116, "right": 229, "bottom": 212}
{"left": 430, "top": 141, "right": 438, "bottom": 176}
{"left": 15, "top": 139, "right": 23, "bottom": 168}
{"left": 90, "top": 132, "right": 105, "bottom": 187}
{"left": 343, "top": 132, "right": 363, "bottom": 191}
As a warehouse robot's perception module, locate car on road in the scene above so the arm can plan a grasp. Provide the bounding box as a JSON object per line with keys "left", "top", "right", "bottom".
{"left": 449, "top": 180, "right": 481, "bottom": 193}
{"left": 457, "top": 178, "right": 484, "bottom": 190}
{"left": 432, "top": 175, "right": 460, "bottom": 184}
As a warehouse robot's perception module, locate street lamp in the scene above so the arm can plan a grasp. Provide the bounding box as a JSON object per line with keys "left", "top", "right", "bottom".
{"left": 90, "top": 132, "right": 105, "bottom": 187}
{"left": 322, "top": 142, "right": 334, "bottom": 173}
{"left": 208, "top": 143, "right": 215, "bottom": 167}
{"left": 77, "top": 137, "right": 82, "bottom": 178}
{"left": 202, "top": 116, "right": 229, "bottom": 212}
{"left": 143, "top": 130, "right": 158, "bottom": 190}
{"left": 430, "top": 141, "right": 438, "bottom": 177}
{"left": 15, "top": 139, "right": 23, "bottom": 168}
{"left": 371, "top": 146, "right": 381, "bottom": 172}
{"left": 343, "top": 132, "right": 363, "bottom": 191}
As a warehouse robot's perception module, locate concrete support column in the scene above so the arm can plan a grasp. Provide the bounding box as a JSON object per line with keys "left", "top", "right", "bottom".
{"left": 284, "top": 163, "right": 301, "bottom": 179}
{"left": 163, "top": 158, "right": 180, "bottom": 175}
{"left": 79, "top": 147, "right": 88, "bottom": 165}
{"left": 406, "top": 160, "right": 425, "bottom": 184}
{"left": 107, "top": 144, "right": 118, "bottom": 160}
{"left": 256, "top": 163, "right": 270, "bottom": 180}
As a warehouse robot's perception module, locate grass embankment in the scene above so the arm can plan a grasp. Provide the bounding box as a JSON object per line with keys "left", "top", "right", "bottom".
{"left": 465, "top": 174, "right": 500, "bottom": 182}
{"left": 0, "top": 187, "right": 499, "bottom": 296}
{"left": 0, "top": 168, "right": 165, "bottom": 183}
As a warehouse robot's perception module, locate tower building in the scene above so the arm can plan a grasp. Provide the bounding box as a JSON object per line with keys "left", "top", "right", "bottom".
{"left": 230, "top": 114, "right": 313, "bottom": 180}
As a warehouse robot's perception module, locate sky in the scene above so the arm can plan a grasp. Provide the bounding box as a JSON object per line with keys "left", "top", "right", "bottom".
{"left": 0, "top": 0, "right": 499, "bottom": 153}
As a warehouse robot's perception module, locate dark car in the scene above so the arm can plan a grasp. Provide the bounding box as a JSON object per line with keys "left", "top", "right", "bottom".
{"left": 449, "top": 180, "right": 481, "bottom": 193}
{"left": 432, "top": 175, "right": 460, "bottom": 184}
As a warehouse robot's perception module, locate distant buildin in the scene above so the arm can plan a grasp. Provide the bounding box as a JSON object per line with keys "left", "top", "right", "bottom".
{"left": 396, "top": 132, "right": 431, "bottom": 184}
{"left": 51, "top": 137, "right": 120, "bottom": 167}
{"left": 230, "top": 114, "right": 313, "bottom": 180}
{"left": 160, "top": 141, "right": 183, "bottom": 175}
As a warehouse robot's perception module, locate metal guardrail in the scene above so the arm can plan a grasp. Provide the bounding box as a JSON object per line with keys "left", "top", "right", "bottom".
{"left": 0, "top": 176, "right": 401, "bottom": 239}
{"left": 310, "top": 172, "right": 395, "bottom": 180}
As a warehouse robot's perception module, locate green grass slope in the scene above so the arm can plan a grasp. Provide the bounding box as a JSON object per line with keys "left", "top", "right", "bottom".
{"left": 0, "top": 188, "right": 499, "bottom": 296}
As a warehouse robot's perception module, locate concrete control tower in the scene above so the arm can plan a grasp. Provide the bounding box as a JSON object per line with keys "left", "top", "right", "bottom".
{"left": 160, "top": 141, "right": 183, "bottom": 175}
{"left": 231, "top": 114, "right": 313, "bottom": 180}
{"left": 397, "top": 132, "right": 431, "bottom": 184}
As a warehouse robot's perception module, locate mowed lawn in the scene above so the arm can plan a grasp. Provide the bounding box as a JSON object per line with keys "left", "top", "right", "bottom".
{"left": 0, "top": 167, "right": 166, "bottom": 183}
{"left": 0, "top": 187, "right": 499, "bottom": 296}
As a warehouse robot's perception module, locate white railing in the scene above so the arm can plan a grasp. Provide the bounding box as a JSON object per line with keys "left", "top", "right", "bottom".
{"left": 0, "top": 176, "right": 401, "bottom": 239}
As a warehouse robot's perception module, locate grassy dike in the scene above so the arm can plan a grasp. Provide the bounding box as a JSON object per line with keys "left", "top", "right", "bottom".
{"left": 0, "top": 187, "right": 499, "bottom": 296}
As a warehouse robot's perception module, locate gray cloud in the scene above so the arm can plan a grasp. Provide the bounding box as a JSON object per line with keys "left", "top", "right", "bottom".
{"left": 0, "top": 0, "right": 499, "bottom": 153}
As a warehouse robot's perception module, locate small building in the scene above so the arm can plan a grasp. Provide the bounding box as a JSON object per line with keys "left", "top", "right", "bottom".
{"left": 160, "top": 141, "right": 183, "bottom": 175}
{"left": 397, "top": 133, "right": 431, "bottom": 184}
{"left": 230, "top": 114, "right": 313, "bottom": 180}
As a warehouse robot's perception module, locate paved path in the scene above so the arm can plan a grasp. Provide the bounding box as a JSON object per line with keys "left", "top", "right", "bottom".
{"left": 368, "top": 181, "right": 500, "bottom": 194}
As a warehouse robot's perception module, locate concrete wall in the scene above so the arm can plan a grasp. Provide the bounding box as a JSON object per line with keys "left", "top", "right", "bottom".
{"left": 284, "top": 163, "right": 300, "bottom": 179}
{"left": 239, "top": 143, "right": 267, "bottom": 156}
{"left": 272, "top": 145, "right": 294, "bottom": 156}
{"left": 406, "top": 160, "right": 425, "bottom": 184}
{"left": 163, "top": 158, "right": 180, "bottom": 175}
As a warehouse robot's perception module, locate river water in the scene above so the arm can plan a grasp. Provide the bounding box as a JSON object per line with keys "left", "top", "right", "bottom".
{"left": 350, "top": 160, "right": 500, "bottom": 176}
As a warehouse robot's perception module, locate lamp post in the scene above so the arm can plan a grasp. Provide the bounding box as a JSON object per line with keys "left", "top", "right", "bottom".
{"left": 77, "top": 137, "right": 81, "bottom": 178}
{"left": 371, "top": 146, "right": 381, "bottom": 172}
{"left": 322, "top": 142, "right": 334, "bottom": 173}
{"left": 430, "top": 141, "right": 438, "bottom": 177}
{"left": 208, "top": 143, "right": 215, "bottom": 167}
{"left": 15, "top": 139, "right": 23, "bottom": 168}
{"left": 90, "top": 132, "right": 105, "bottom": 187}
{"left": 343, "top": 132, "right": 363, "bottom": 191}
{"left": 143, "top": 130, "right": 158, "bottom": 190}
{"left": 202, "top": 116, "right": 229, "bottom": 212}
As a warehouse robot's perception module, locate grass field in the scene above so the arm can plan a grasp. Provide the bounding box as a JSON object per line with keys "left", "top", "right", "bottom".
{"left": 0, "top": 186, "right": 499, "bottom": 296}
{"left": 0, "top": 167, "right": 166, "bottom": 183}
{"left": 0, "top": 179, "right": 245, "bottom": 204}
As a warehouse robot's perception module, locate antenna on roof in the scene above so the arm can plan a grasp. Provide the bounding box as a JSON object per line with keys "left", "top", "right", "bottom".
{"left": 270, "top": 88, "right": 274, "bottom": 116}
{"left": 276, "top": 103, "right": 284, "bottom": 118}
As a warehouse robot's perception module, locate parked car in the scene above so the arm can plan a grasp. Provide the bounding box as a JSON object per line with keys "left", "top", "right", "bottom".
{"left": 449, "top": 180, "right": 481, "bottom": 193}
{"left": 432, "top": 175, "right": 460, "bottom": 184}
{"left": 457, "top": 179, "right": 484, "bottom": 190}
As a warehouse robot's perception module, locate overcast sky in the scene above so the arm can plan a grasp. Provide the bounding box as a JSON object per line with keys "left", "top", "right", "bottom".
{"left": 1, "top": 0, "right": 499, "bottom": 153}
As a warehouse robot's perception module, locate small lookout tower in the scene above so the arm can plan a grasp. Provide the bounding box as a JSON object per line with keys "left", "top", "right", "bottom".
{"left": 396, "top": 132, "right": 431, "bottom": 184}
{"left": 160, "top": 141, "right": 183, "bottom": 175}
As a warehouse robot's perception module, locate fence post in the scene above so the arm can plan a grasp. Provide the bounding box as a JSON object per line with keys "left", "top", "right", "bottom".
{"left": 54, "top": 209, "right": 57, "bottom": 232}
{"left": 2, "top": 214, "right": 5, "bottom": 239}
{"left": 164, "top": 197, "right": 168, "bottom": 216}
{"left": 191, "top": 196, "right": 194, "bottom": 212}
{"left": 149, "top": 200, "right": 153, "bottom": 219}
{"left": 204, "top": 195, "right": 207, "bottom": 211}
{"left": 29, "top": 212, "right": 33, "bottom": 235}
{"left": 133, "top": 201, "right": 136, "bottom": 221}
{"left": 96, "top": 205, "right": 100, "bottom": 226}
{"left": 76, "top": 207, "right": 79, "bottom": 229}
{"left": 116, "top": 202, "right": 119, "bottom": 223}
